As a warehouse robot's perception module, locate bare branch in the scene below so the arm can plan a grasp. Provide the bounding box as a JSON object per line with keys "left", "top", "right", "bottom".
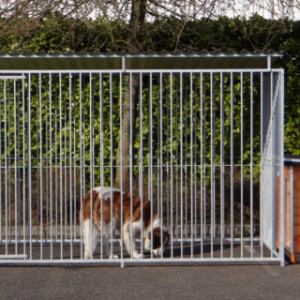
{"left": 1, "top": 0, "right": 299, "bottom": 23}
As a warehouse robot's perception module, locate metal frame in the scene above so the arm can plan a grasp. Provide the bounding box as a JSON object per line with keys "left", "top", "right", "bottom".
{"left": 0, "top": 54, "right": 284, "bottom": 266}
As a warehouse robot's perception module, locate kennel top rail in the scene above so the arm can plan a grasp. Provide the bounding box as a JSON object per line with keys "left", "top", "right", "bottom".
{"left": 284, "top": 155, "right": 300, "bottom": 166}
{"left": 0, "top": 53, "right": 282, "bottom": 71}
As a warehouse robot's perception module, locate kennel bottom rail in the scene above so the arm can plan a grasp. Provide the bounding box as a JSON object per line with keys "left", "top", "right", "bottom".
{"left": 0, "top": 240, "right": 281, "bottom": 263}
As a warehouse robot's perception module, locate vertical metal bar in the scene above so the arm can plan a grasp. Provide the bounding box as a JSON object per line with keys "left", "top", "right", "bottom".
{"left": 170, "top": 72, "right": 174, "bottom": 258}
{"left": 89, "top": 72, "right": 95, "bottom": 259}
{"left": 17, "top": 78, "right": 22, "bottom": 249}
{"left": 4, "top": 79, "right": 8, "bottom": 254}
{"left": 220, "top": 72, "right": 225, "bottom": 258}
{"left": 49, "top": 74, "right": 53, "bottom": 260}
{"left": 99, "top": 73, "right": 104, "bottom": 260}
{"left": 159, "top": 72, "right": 163, "bottom": 258}
{"left": 290, "top": 166, "right": 294, "bottom": 254}
{"left": 64, "top": 75, "right": 68, "bottom": 244}
{"left": 109, "top": 73, "right": 113, "bottom": 259}
{"left": 175, "top": 77, "right": 179, "bottom": 243}
{"left": 250, "top": 72, "right": 254, "bottom": 258}
{"left": 270, "top": 71, "right": 274, "bottom": 258}
{"left": 22, "top": 74, "right": 27, "bottom": 257}
{"left": 129, "top": 73, "right": 133, "bottom": 258}
{"left": 240, "top": 72, "right": 244, "bottom": 258}
{"left": 139, "top": 72, "right": 144, "bottom": 255}
{"left": 9, "top": 81, "right": 12, "bottom": 246}
{"left": 13, "top": 78, "right": 18, "bottom": 254}
{"left": 200, "top": 72, "right": 204, "bottom": 258}
{"left": 203, "top": 80, "right": 207, "bottom": 244}
{"left": 260, "top": 72, "right": 264, "bottom": 258}
{"left": 210, "top": 72, "right": 215, "bottom": 258}
{"left": 73, "top": 99, "right": 77, "bottom": 242}
{"left": 88, "top": 86, "right": 93, "bottom": 262}
{"left": 54, "top": 75, "right": 58, "bottom": 242}
{"left": 156, "top": 74, "right": 160, "bottom": 237}
{"left": 7, "top": 79, "right": 11, "bottom": 246}
{"left": 184, "top": 76, "right": 188, "bottom": 242}
{"left": 180, "top": 72, "right": 183, "bottom": 258}
{"left": 39, "top": 73, "right": 43, "bottom": 259}
{"left": 69, "top": 73, "right": 73, "bottom": 259}
{"left": 279, "top": 69, "right": 285, "bottom": 266}
{"left": 28, "top": 74, "right": 32, "bottom": 260}
{"left": 119, "top": 72, "right": 124, "bottom": 261}
{"left": 190, "top": 72, "right": 194, "bottom": 258}
{"left": 73, "top": 90, "right": 77, "bottom": 242}
{"left": 230, "top": 72, "right": 234, "bottom": 258}
{"left": 45, "top": 75, "right": 49, "bottom": 244}
{"left": 174, "top": 75, "right": 179, "bottom": 243}
{"left": 79, "top": 73, "right": 84, "bottom": 259}
{"left": 193, "top": 76, "right": 197, "bottom": 244}
{"left": 285, "top": 178, "right": 288, "bottom": 254}
{"left": 59, "top": 73, "right": 63, "bottom": 259}
{"left": 166, "top": 73, "right": 170, "bottom": 248}
{"left": 149, "top": 73, "right": 154, "bottom": 259}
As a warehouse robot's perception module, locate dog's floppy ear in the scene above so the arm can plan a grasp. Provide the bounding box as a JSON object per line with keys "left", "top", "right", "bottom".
{"left": 152, "top": 227, "right": 162, "bottom": 249}
{"left": 152, "top": 227, "right": 170, "bottom": 249}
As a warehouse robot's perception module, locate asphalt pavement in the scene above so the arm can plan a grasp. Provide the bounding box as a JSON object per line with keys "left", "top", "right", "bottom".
{"left": 0, "top": 262, "right": 300, "bottom": 299}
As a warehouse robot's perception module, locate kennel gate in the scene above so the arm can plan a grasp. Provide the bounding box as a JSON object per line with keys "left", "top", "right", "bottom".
{"left": 0, "top": 54, "right": 284, "bottom": 266}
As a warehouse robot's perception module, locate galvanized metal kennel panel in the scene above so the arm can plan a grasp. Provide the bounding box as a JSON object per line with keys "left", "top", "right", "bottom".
{"left": 0, "top": 54, "right": 284, "bottom": 265}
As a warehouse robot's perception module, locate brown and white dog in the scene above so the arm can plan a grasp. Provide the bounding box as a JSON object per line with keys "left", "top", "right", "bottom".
{"left": 80, "top": 187, "right": 169, "bottom": 259}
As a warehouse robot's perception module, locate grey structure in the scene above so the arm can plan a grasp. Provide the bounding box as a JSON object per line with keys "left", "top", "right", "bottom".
{"left": 0, "top": 54, "right": 284, "bottom": 266}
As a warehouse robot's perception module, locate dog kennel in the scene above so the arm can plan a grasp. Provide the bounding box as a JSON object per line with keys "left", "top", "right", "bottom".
{"left": 0, "top": 54, "right": 284, "bottom": 266}
{"left": 276, "top": 155, "right": 300, "bottom": 263}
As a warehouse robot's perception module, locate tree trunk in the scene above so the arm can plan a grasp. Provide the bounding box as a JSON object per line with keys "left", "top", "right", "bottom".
{"left": 114, "top": 0, "right": 147, "bottom": 191}
{"left": 114, "top": 74, "right": 140, "bottom": 191}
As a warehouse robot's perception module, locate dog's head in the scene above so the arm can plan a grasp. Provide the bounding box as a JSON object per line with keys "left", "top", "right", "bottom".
{"left": 145, "top": 227, "right": 169, "bottom": 256}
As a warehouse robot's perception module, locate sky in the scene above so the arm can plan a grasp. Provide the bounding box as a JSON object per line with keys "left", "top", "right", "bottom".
{"left": 181, "top": 0, "right": 300, "bottom": 20}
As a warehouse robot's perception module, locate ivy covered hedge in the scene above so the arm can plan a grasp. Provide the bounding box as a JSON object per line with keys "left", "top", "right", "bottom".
{"left": 0, "top": 14, "right": 299, "bottom": 155}
{"left": 0, "top": 14, "right": 296, "bottom": 225}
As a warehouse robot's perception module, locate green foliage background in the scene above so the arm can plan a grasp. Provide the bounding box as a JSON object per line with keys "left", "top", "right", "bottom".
{"left": 0, "top": 14, "right": 297, "bottom": 226}
{"left": 0, "top": 14, "right": 298, "bottom": 156}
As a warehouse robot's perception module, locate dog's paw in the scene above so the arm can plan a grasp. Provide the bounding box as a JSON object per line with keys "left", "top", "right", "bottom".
{"left": 153, "top": 253, "right": 161, "bottom": 258}
{"left": 109, "top": 254, "right": 119, "bottom": 259}
{"left": 153, "top": 249, "right": 162, "bottom": 257}
{"left": 132, "top": 253, "right": 143, "bottom": 259}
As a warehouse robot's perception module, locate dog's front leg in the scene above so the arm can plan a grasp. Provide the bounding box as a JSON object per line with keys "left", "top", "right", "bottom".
{"left": 123, "top": 223, "right": 143, "bottom": 259}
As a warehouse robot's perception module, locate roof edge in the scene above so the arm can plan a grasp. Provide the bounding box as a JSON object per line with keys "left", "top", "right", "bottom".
{"left": 0, "top": 52, "right": 283, "bottom": 71}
